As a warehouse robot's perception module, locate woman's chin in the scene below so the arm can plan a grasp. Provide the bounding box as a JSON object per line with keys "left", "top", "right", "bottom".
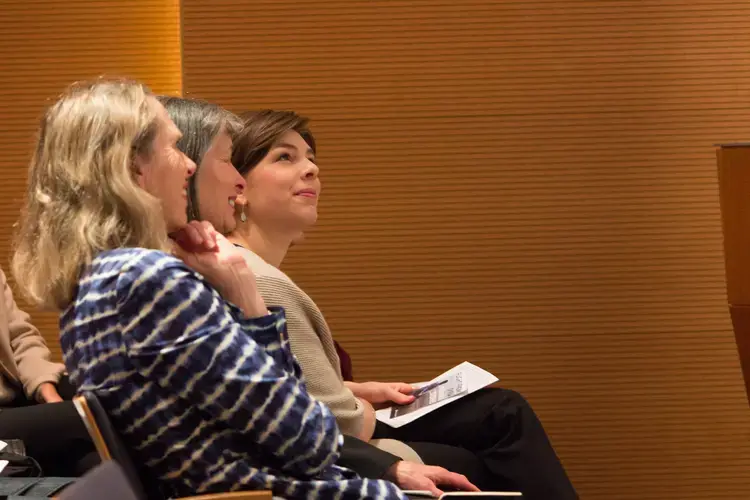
{"left": 302, "top": 212, "right": 318, "bottom": 228}
{"left": 292, "top": 207, "right": 318, "bottom": 228}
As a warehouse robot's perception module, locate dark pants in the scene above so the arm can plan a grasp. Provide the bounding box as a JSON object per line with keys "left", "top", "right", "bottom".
{"left": 0, "top": 376, "right": 99, "bottom": 477}
{"left": 373, "top": 388, "right": 578, "bottom": 500}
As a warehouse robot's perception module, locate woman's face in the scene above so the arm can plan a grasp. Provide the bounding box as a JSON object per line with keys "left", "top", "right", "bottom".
{"left": 244, "top": 130, "right": 320, "bottom": 236}
{"left": 135, "top": 98, "right": 196, "bottom": 233}
{"left": 195, "top": 129, "right": 246, "bottom": 234}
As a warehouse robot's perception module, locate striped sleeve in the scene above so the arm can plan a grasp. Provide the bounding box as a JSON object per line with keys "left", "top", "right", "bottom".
{"left": 115, "top": 254, "right": 342, "bottom": 477}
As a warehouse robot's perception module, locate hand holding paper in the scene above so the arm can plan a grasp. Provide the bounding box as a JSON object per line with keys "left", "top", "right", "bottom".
{"left": 376, "top": 362, "right": 499, "bottom": 428}
{"left": 345, "top": 381, "right": 416, "bottom": 408}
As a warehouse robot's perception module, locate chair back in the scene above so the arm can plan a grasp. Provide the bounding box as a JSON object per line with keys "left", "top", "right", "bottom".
{"left": 73, "top": 393, "right": 149, "bottom": 500}
{"left": 59, "top": 461, "right": 138, "bottom": 500}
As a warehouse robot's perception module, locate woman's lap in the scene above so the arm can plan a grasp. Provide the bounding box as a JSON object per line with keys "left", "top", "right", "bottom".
{"left": 373, "top": 387, "right": 526, "bottom": 448}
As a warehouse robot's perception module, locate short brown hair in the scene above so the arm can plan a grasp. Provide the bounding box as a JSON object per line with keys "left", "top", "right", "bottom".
{"left": 232, "top": 110, "right": 316, "bottom": 177}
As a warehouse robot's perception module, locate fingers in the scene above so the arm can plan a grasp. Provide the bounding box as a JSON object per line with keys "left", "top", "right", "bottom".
{"left": 170, "top": 224, "right": 198, "bottom": 251}
{"left": 426, "top": 484, "right": 444, "bottom": 497}
{"left": 196, "top": 220, "right": 217, "bottom": 250}
{"left": 452, "top": 475, "right": 480, "bottom": 492}
{"left": 417, "top": 477, "right": 444, "bottom": 498}
{"left": 172, "top": 221, "right": 217, "bottom": 253}
{"left": 427, "top": 466, "right": 480, "bottom": 492}
{"left": 390, "top": 382, "right": 416, "bottom": 394}
{"left": 387, "top": 387, "right": 415, "bottom": 405}
{"left": 169, "top": 243, "right": 193, "bottom": 269}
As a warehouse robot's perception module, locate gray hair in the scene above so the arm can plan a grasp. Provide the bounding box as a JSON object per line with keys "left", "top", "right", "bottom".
{"left": 157, "top": 96, "right": 242, "bottom": 221}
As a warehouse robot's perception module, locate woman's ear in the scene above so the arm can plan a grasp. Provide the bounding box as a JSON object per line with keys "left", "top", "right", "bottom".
{"left": 132, "top": 149, "right": 156, "bottom": 190}
{"left": 132, "top": 155, "right": 147, "bottom": 189}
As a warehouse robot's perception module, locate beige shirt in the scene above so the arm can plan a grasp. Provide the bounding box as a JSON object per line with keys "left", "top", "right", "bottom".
{"left": 0, "top": 267, "right": 64, "bottom": 404}
{"left": 237, "top": 248, "right": 423, "bottom": 463}
{"left": 237, "top": 248, "right": 368, "bottom": 436}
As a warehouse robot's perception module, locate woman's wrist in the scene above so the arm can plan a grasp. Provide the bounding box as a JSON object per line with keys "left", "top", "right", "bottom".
{"left": 344, "top": 381, "right": 360, "bottom": 396}
{"left": 36, "top": 382, "right": 61, "bottom": 403}
{"left": 220, "top": 268, "right": 268, "bottom": 318}
{"left": 359, "top": 398, "right": 377, "bottom": 441}
{"left": 229, "top": 286, "right": 268, "bottom": 318}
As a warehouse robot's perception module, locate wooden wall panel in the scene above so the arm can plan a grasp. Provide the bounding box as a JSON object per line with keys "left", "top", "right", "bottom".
{"left": 181, "top": 1, "right": 750, "bottom": 498}
{"left": 0, "top": 1, "right": 182, "bottom": 359}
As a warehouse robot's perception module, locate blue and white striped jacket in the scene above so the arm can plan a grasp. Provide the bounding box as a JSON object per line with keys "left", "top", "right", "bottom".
{"left": 60, "top": 248, "right": 405, "bottom": 500}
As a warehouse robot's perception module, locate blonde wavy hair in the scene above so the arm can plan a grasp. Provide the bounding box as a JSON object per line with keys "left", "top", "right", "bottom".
{"left": 12, "top": 78, "right": 171, "bottom": 310}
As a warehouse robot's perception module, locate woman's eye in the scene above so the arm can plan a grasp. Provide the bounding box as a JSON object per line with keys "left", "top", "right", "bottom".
{"left": 277, "top": 153, "right": 292, "bottom": 162}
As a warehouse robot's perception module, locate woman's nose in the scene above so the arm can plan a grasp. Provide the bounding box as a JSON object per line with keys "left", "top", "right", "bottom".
{"left": 186, "top": 156, "right": 197, "bottom": 177}
{"left": 234, "top": 169, "right": 247, "bottom": 193}
{"left": 303, "top": 159, "right": 319, "bottom": 179}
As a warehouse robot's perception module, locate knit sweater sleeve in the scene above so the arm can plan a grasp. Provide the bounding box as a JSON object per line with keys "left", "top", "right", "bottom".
{"left": 255, "top": 275, "right": 371, "bottom": 440}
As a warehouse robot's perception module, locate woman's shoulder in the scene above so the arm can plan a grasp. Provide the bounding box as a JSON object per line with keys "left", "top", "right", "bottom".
{"left": 91, "top": 247, "right": 186, "bottom": 274}
{"left": 235, "top": 246, "right": 293, "bottom": 282}
{"left": 85, "top": 248, "right": 193, "bottom": 293}
{"left": 93, "top": 247, "right": 178, "bottom": 266}
{"left": 66, "top": 248, "right": 192, "bottom": 326}
{"left": 234, "top": 247, "right": 318, "bottom": 308}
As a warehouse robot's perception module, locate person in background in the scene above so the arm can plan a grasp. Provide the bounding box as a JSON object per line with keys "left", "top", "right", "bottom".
{"left": 0, "top": 266, "right": 98, "bottom": 477}
{"left": 160, "top": 95, "right": 477, "bottom": 498}
{"left": 219, "top": 109, "right": 578, "bottom": 500}
{"left": 11, "top": 79, "right": 408, "bottom": 500}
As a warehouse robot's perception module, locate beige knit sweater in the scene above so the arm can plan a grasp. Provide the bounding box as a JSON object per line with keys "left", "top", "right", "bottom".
{"left": 0, "top": 267, "right": 65, "bottom": 404}
{"left": 237, "top": 247, "right": 422, "bottom": 463}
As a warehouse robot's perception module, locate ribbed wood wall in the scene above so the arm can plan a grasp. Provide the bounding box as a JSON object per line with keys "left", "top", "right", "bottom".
{"left": 181, "top": 1, "right": 750, "bottom": 498}
{"left": 0, "top": 0, "right": 182, "bottom": 358}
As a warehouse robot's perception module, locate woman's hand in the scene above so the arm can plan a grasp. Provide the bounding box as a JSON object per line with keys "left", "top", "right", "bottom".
{"left": 346, "top": 381, "right": 416, "bottom": 408}
{"left": 37, "top": 382, "right": 63, "bottom": 404}
{"left": 171, "top": 221, "right": 267, "bottom": 317}
{"left": 385, "top": 461, "right": 480, "bottom": 497}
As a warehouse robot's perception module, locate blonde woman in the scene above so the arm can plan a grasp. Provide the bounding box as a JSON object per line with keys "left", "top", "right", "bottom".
{"left": 12, "top": 80, "right": 407, "bottom": 500}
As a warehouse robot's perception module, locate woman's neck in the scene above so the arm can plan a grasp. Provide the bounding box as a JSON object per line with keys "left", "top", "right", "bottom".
{"left": 228, "top": 224, "right": 291, "bottom": 269}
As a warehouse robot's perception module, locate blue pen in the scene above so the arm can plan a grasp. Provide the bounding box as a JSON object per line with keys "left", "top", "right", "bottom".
{"left": 411, "top": 379, "right": 448, "bottom": 398}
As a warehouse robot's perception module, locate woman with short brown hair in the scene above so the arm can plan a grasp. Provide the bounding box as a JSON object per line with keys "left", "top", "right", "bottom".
{"left": 216, "top": 109, "right": 578, "bottom": 500}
